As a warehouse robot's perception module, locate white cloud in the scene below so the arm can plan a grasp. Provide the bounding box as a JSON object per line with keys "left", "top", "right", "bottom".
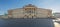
{"left": 39, "top": 0, "right": 60, "bottom": 12}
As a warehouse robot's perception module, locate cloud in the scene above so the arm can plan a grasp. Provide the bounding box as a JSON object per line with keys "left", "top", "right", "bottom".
{"left": 39, "top": 0, "right": 60, "bottom": 12}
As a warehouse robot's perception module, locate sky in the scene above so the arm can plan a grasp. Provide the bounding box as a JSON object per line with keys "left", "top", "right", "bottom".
{"left": 0, "top": 0, "right": 60, "bottom": 15}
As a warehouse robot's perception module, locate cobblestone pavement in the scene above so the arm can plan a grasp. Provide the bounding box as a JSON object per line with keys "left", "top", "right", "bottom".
{"left": 0, "top": 18, "right": 57, "bottom": 27}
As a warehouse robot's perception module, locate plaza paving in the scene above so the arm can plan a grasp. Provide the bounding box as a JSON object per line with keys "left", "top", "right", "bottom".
{"left": 0, "top": 18, "right": 59, "bottom": 27}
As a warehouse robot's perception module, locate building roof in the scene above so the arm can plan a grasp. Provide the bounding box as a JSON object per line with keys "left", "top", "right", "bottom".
{"left": 23, "top": 4, "right": 37, "bottom": 8}
{"left": 8, "top": 4, "right": 52, "bottom": 11}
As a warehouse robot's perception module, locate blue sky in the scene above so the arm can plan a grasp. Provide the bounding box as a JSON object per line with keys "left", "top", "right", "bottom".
{"left": 0, "top": 0, "right": 60, "bottom": 15}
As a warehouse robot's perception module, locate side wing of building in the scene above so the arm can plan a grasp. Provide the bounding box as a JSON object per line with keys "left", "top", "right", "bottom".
{"left": 8, "top": 8, "right": 24, "bottom": 18}
{"left": 36, "top": 8, "right": 52, "bottom": 18}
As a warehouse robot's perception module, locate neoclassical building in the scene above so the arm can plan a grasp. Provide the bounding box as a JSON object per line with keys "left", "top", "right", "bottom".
{"left": 8, "top": 4, "right": 52, "bottom": 18}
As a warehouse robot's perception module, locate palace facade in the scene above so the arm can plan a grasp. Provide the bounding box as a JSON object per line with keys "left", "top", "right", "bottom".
{"left": 8, "top": 4, "right": 52, "bottom": 18}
